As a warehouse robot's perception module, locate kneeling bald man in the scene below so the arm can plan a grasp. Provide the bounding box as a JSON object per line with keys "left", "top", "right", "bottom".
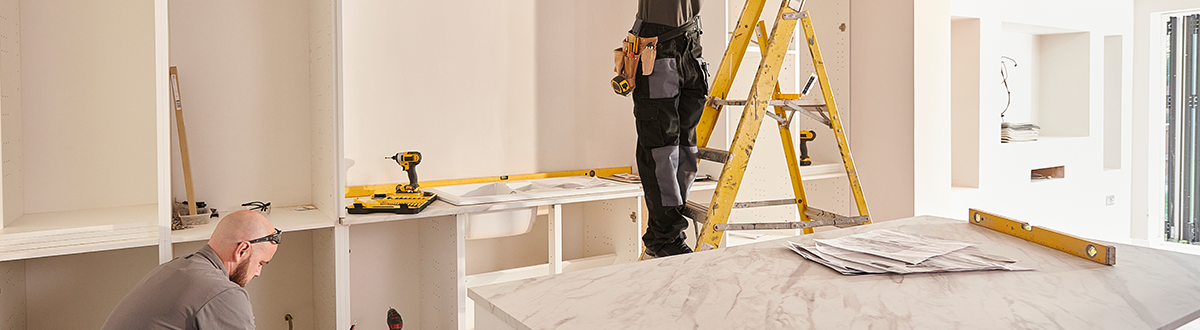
{"left": 102, "top": 210, "right": 280, "bottom": 329}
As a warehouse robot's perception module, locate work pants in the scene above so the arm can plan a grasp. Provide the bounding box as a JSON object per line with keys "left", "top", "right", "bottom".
{"left": 632, "top": 21, "right": 709, "bottom": 252}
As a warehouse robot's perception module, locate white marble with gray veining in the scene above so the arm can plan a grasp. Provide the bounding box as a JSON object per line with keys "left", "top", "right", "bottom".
{"left": 469, "top": 216, "right": 1200, "bottom": 330}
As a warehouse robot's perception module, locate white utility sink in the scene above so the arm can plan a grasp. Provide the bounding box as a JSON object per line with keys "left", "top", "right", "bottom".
{"left": 426, "top": 176, "right": 638, "bottom": 206}
{"left": 427, "top": 176, "right": 641, "bottom": 240}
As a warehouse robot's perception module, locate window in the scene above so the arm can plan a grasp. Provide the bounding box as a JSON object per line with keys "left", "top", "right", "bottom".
{"left": 1166, "top": 14, "right": 1200, "bottom": 243}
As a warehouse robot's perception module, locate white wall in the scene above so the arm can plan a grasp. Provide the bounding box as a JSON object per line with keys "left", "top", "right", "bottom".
{"left": 1132, "top": 0, "right": 1200, "bottom": 245}
{"left": 850, "top": 0, "right": 916, "bottom": 222}
{"left": 343, "top": 0, "right": 635, "bottom": 187}
{"left": 847, "top": 0, "right": 1135, "bottom": 243}
{"left": 935, "top": 0, "right": 1133, "bottom": 242}
{"left": 168, "top": 0, "right": 315, "bottom": 211}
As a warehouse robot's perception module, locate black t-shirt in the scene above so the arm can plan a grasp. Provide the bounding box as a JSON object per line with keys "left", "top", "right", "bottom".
{"left": 637, "top": 0, "right": 702, "bottom": 27}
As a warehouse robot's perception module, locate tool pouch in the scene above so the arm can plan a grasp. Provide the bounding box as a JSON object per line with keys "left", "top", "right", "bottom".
{"left": 612, "top": 34, "right": 659, "bottom": 94}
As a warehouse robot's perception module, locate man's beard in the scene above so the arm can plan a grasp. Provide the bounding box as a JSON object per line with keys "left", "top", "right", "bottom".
{"left": 229, "top": 250, "right": 253, "bottom": 287}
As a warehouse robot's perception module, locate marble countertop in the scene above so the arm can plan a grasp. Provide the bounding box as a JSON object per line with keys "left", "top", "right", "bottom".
{"left": 469, "top": 216, "right": 1200, "bottom": 329}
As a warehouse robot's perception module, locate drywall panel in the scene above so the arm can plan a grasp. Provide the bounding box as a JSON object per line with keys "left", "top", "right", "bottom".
{"left": 1037, "top": 32, "right": 1090, "bottom": 137}
{"left": 999, "top": 29, "right": 1040, "bottom": 124}
{"left": 20, "top": 0, "right": 156, "bottom": 213}
{"left": 25, "top": 246, "right": 157, "bottom": 329}
{"left": 951, "top": 17, "right": 981, "bottom": 189}
{"left": 1104, "top": 35, "right": 1123, "bottom": 170}
{"left": 0, "top": 260, "right": 25, "bottom": 329}
{"left": 914, "top": 0, "right": 954, "bottom": 217}
{"left": 0, "top": 0, "right": 22, "bottom": 226}
{"left": 849, "top": 0, "right": 916, "bottom": 222}
{"left": 168, "top": 0, "right": 313, "bottom": 210}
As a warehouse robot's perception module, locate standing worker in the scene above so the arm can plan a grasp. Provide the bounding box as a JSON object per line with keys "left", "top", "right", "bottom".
{"left": 626, "top": 0, "right": 708, "bottom": 259}
{"left": 101, "top": 210, "right": 281, "bottom": 329}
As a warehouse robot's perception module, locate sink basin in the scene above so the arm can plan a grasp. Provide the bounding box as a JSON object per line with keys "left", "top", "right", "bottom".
{"left": 426, "top": 176, "right": 638, "bottom": 206}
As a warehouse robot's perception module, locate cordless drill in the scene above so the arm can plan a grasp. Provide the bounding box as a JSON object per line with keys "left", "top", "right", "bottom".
{"left": 386, "top": 307, "right": 403, "bottom": 330}
{"left": 387, "top": 151, "right": 422, "bottom": 193}
{"left": 798, "top": 130, "right": 816, "bottom": 166}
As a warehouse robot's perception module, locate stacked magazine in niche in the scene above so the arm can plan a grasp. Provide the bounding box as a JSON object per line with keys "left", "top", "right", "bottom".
{"left": 1001, "top": 122, "right": 1040, "bottom": 143}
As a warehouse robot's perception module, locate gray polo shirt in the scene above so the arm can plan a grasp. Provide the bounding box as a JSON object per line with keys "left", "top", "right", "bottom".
{"left": 102, "top": 245, "right": 255, "bottom": 330}
{"left": 637, "top": 0, "right": 703, "bottom": 27}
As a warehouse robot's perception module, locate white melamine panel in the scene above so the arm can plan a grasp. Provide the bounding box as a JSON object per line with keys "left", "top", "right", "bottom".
{"left": 0, "top": 260, "right": 25, "bottom": 329}
{"left": 421, "top": 215, "right": 465, "bottom": 330}
{"left": 19, "top": 0, "right": 156, "bottom": 214}
{"left": 466, "top": 213, "right": 550, "bottom": 275}
{"left": 310, "top": 227, "right": 337, "bottom": 330}
{"left": 25, "top": 247, "right": 157, "bottom": 329}
{"left": 310, "top": 0, "right": 340, "bottom": 220}
{"left": 349, "top": 220, "right": 424, "bottom": 330}
{"left": 0, "top": 0, "right": 22, "bottom": 227}
{"left": 168, "top": 0, "right": 314, "bottom": 211}
{"left": 581, "top": 198, "right": 641, "bottom": 263}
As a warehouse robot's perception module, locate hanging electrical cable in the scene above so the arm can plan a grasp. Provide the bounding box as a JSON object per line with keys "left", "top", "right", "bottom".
{"left": 999, "top": 56, "right": 1018, "bottom": 119}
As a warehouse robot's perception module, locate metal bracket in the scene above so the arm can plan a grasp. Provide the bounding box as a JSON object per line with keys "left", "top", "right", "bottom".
{"left": 788, "top": 0, "right": 805, "bottom": 11}
{"left": 782, "top": 12, "right": 803, "bottom": 20}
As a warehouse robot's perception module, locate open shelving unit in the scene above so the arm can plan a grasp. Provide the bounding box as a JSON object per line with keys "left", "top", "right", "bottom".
{"left": 0, "top": 0, "right": 341, "bottom": 328}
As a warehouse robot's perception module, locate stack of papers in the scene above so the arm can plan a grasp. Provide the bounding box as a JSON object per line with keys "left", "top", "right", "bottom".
{"left": 785, "top": 229, "right": 1032, "bottom": 275}
{"left": 1001, "top": 122, "right": 1040, "bottom": 143}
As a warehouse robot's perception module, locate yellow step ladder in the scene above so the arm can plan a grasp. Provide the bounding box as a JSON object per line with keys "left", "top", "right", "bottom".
{"left": 688, "top": 0, "right": 870, "bottom": 251}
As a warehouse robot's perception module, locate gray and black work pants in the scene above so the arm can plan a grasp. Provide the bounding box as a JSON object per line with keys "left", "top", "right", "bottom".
{"left": 632, "top": 22, "right": 709, "bottom": 253}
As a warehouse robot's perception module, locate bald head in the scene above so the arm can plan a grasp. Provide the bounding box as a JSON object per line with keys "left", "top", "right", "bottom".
{"left": 208, "top": 210, "right": 279, "bottom": 286}
{"left": 208, "top": 210, "right": 275, "bottom": 256}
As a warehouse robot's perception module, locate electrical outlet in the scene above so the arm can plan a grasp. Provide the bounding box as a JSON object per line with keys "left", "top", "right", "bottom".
{"left": 1106, "top": 195, "right": 1115, "bottom": 206}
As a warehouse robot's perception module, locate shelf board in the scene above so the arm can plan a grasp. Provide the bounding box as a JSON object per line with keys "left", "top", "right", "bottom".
{"left": 0, "top": 204, "right": 159, "bottom": 262}
{"left": 170, "top": 206, "right": 335, "bottom": 243}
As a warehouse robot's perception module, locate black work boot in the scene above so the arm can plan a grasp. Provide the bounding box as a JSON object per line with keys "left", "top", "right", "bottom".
{"left": 641, "top": 238, "right": 693, "bottom": 260}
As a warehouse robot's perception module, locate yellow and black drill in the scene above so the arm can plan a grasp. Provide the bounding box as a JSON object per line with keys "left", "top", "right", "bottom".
{"left": 798, "top": 130, "right": 815, "bottom": 166}
{"left": 346, "top": 151, "right": 438, "bottom": 214}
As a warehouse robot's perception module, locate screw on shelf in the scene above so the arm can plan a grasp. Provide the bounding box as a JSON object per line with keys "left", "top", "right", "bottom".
{"left": 284, "top": 314, "right": 293, "bottom": 330}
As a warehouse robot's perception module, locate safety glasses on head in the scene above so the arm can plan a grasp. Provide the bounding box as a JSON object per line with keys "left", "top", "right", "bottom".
{"left": 249, "top": 228, "right": 282, "bottom": 245}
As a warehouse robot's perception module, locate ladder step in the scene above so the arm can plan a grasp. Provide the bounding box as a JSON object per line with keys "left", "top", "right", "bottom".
{"left": 683, "top": 198, "right": 806, "bottom": 224}
{"left": 708, "top": 97, "right": 825, "bottom": 109}
{"left": 685, "top": 202, "right": 870, "bottom": 230}
{"left": 767, "top": 99, "right": 825, "bottom": 108}
{"left": 714, "top": 215, "right": 870, "bottom": 231}
{"left": 683, "top": 200, "right": 709, "bottom": 224}
{"left": 697, "top": 147, "right": 729, "bottom": 164}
